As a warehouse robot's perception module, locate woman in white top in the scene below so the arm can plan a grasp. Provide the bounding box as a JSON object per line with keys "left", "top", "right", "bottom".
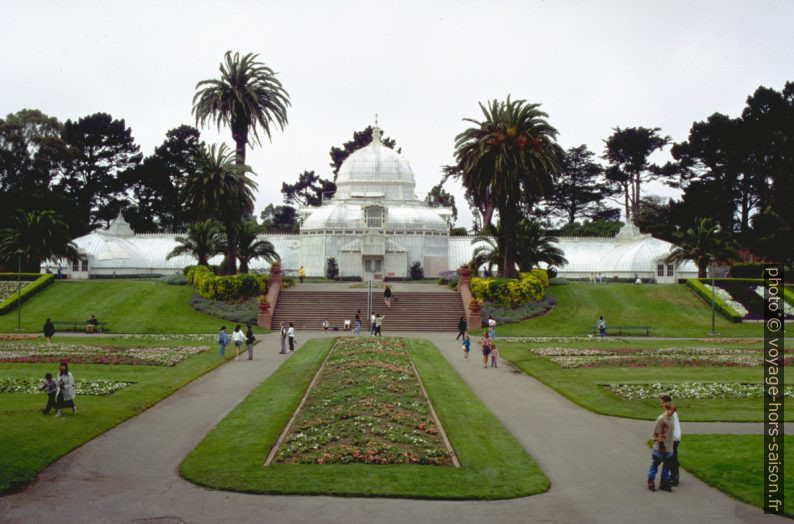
{"left": 231, "top": 325, "right": 245, "bottom": 361}
{"left": 671, "top": 404, "right": 682, "bottom": 486}
{"left": 55, "top": 361, "right": 75, "bottom": 417}
{"left": 287, "top": 323, "right": 296, "bottom": 351}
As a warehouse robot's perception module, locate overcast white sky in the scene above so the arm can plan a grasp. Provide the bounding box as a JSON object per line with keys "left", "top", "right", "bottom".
{"left": 2, "top": 0, "right": 792, "bottom": 229}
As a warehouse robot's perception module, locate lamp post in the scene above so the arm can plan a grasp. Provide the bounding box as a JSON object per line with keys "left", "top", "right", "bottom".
{"left": 708, "top": 261, "right": 717, "bottom": 336}
{"left": 15, "top": 250, "right": 23, "bottom": 331}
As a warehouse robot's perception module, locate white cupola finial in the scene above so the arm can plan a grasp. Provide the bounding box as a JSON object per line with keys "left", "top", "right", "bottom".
{"left": 372, "top": 114, "right": 382, "bottom": 144}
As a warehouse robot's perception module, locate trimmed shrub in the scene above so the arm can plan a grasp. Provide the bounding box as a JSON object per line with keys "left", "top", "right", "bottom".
{"left": 186, "top": 266, "right": 268, "bottom": 302}
{"left": 522, "top": 268, "right": 549, "bottom": 287}
{"left": 470, "top": 273, "right": 544, "bottom": 308}
{"left": 685, "top": 278, "right": 742, "bottom": 322}
{"left": 190, "top": 295, "right": 258, "bottom": 325}
{"left": 326, "top": 258, "right": 339, "bottom": 279}
{"left": 0, "top": 274, "right": 55, "bottom": 314}
{"left": 409, "top": 261, "right": 424, "bottom": 280}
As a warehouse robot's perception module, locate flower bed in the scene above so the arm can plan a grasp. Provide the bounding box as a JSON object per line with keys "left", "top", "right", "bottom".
{"left": 272, "top": 337, "right": 454, "bottom": 466}
{"left": 754, "top": 286, "right": 794, "bottom": 317}
{"left": 0, "top": 281, "right": 18, "bottom": 302}
{"left": 0, "top": 377, "right": 131, "bottom": 396}
{"left": 607, "top": 382, "right": 794, "bottom": 400}
{"left": 531, "top": 346, "right": 789, "bottom": 368}
{"left": 0, "top": 342, "right": 207, "bottom": 366}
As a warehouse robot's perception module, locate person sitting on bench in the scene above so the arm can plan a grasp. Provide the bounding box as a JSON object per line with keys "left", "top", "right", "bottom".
{"left": 86, "top": 314, "right": 99, "bottom": 333}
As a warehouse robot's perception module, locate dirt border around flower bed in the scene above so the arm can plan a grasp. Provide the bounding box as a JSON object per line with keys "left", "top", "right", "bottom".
{"left": 264, "top": 337, "right": 460, "bottom": 467}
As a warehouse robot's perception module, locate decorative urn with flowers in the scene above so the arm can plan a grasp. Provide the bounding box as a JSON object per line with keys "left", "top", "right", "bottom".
{"left": 468, "top": 298, "right": 482, "bottom": 314}
{"left": 258, "top": 294, "right": 270, "bottom": 313}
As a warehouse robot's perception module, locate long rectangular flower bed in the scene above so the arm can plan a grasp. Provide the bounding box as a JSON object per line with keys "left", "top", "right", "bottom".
{"left": 607, "top": 382, "right": 794, "bottom": 400}
{"left": 0, "top": 342, "right": 207, "bottom": 366}
{"left": 0, "top": 377, "right": 131, "bottom": 395}
{"left": 272, "top": 337, "right": 454, "bottom": 466}
{"left": 531, "top": 346, "right": 791, "bottom": 368}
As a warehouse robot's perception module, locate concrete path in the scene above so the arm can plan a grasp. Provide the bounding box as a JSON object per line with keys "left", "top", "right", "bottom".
{"left": 0, "top": 332, "right": 788, "bottom": 524}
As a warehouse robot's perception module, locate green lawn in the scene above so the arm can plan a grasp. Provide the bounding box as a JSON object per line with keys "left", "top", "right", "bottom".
{"left": 680, "top": 435, "right": 793, "bottom": 517}
{"left": 486, "top": 282, "right": 763, "bottom": 337}
{"left": 0, "top": 280, "right": 261, "bottom": 333}
{"left": 0, "top": 336, "right": 230, "bottom": 493}
{"left": 180, "top": 337, "right": 549, "bottom": 499}
{"left": 499, "top": 339, "right": 789, "bottom": 422}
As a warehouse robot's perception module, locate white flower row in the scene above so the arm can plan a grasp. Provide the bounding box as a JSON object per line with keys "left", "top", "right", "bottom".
{"left": 703, "top": 283, "right": 749, "bottom": 316}
{"left": 753, "top": 286, "right": 794, "bottom": 316}
{"left": 0, "top": 377, "right": 131, "bottom": 395}
{"left": 607, "top": 382, "right": 794, "bottom": 400}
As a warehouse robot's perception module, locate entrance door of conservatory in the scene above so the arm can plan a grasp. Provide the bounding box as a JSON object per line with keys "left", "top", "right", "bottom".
{"left": 362, "top": 256, "right": 384, "bottom": 281}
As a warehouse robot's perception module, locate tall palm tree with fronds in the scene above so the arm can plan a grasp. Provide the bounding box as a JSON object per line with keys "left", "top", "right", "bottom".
{"left": 454, "top": 97, "right": 563, "bottom": 277}
{"left": 666, "top": 217, "right": 736, "bottom": 278}
{"left": 182, "top": 144, "right": 256, "bottom": 274}
{"left": 470, "top": 226, "right": 502, "bottom": 276}
{"left": 166, "top": 219, "right": 223, "bottom": 266}
{"left": 0, "top": 209, "right": 78, "bottom": 272}
{"left": 236, "top": 219, "right": 280, "bottom": 273}
{"left": 193, "top": 51, "right": 290, "bottom": 168}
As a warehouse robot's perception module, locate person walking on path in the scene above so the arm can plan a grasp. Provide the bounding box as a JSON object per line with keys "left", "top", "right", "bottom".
{"left": 597, "top": 316, "right": 606, "bottom": 337}
{"left": 374, "top": 314, "right": 384, "bottom": 336}
{"left": 279, "top": 322, "right": 287, "bottom": 354}
{"left": 384, "top": 285, "right": 393, "bottom": 309}
{"left": 462, "top": 333, "right": 471, "bottom": 359}
{"left": 244, "top": 325, "right": 256, "bottom": 360}
{"left": 370, "top": 312, "right": 377, "bottom": 335}
{"left": 322, "top": 319, "right": 329, "bottom": 334}
{"left": 353, "top": 311, "right": 361, "bottom": 336}
{"left": 661, "top": 394, "right": 682, "bottom": 486}
{"left": 287, "top": 322, "right": 296, "bottom": 351}
{"left": 298, "top": 266, "right": 305, "bottom": 284}
{"left": 55, "top": 361, "right": 75, "bottom": 417}
{"left": 43, "top": 318, "right": 55, "bottom": 345}
{"left": 39, "top": 372, "right": 58, "bottom": 415}
{"left": 456, "top": 316, "right": 467, "bottom": 341}
{"left": 480, "top": 333, "right": 492, "bottom": 368}
{"left": 488, "top": 315, "right": 496, "bottom": 339}
{"left": 217, "top": 326, "right": 229, "bottom": 359}
{"left": 231, "top": 325, "right": 244, "bottom": 361}
{"left": 648, "top": 400, "right": 675, "bottom": 492}
{"left": 490, "top": 344, "right": 499, "bottom": 368}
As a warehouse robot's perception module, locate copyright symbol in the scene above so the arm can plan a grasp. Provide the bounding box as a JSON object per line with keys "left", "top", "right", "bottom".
{"left": 767, "top": 318, "right": 781, "bottom": 332}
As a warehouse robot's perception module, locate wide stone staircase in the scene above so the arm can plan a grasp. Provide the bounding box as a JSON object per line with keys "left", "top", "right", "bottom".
{"left": 271, "top": 290, "right": 465, "bottom": 332}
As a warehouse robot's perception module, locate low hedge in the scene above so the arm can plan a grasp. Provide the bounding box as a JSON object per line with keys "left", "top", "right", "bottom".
{"left": 685, "top": 278, "right": 743, "bottom": 322}
{"left": 0, "top": 274, "right": 55, "bottom": 314}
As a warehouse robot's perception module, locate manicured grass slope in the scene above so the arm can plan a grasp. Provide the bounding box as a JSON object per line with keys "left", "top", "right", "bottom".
{"left": 180, "top": 337, "right": 548, "bottom": 499}
{"left": 491, "top": 283, "right": 763, "bottom": 337}
{"left": 0, "top": 280, "right": 240, "bottom": 333}
{"left": 499, "top": 339, "right": 788, "bottom": 422}
{"left": 0, "top": 338, "right": 227, "bottom": 493}
{"left": 680, "top": 435, "right": 793, "bottom": 517}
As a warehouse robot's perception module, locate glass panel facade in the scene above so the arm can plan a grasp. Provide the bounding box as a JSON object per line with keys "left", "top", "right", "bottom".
{"left": 666, "top": 263, "right": 674, "bottom": 276}
{"left": 365, "top": 207, "right": 383, "bottom": 228}
{"left": 657, "top": 264, "right": 665, "bottom": 277}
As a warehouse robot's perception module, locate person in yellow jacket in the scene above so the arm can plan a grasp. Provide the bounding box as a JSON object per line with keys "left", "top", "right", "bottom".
{"left": 298, "top": 266, "right": 305, "bottom": 283}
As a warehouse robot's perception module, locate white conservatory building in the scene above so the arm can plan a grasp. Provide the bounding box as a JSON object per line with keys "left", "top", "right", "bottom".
{"left": 53, "top": 123, "right": 697, "bottom": 283}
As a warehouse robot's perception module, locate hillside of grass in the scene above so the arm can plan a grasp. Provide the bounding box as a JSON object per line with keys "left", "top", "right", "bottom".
{"left": 0, "top": 280, "right": 244, "bottom": 333}
{"left": 489, "top": 282, "right": 763, "bottom": 338}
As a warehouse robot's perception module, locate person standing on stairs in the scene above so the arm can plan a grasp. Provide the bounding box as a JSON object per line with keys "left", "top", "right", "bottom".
{"left": 288, "top": 322, "right": 296, "bottom": 351}
{"left": 354, "top": 310, "right": 361, "bottom": 335}
{"left": 384, "top": 285, "right": 392, "bottom": 309}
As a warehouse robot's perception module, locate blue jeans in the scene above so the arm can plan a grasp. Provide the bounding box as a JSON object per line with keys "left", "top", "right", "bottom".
{"left": 488, "top": 327, "right": 495, "bottom": 339}
{"left": 219, "top": 343, "right": 226, "bottom": 358}
{"left": 354, "top": 321, "right": 361, "bottom": 335}
{"left": 649, "top": 449, "right": 672, "bottom": 482}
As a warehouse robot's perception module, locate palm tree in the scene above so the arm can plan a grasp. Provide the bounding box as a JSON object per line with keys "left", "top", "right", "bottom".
{"left": 470, "top": 220, "right": 567, "bottom": 276}
{"left": 666, "top": 217, "right": 736, "bottom": 278}
{"left": 193, "top": 51, "right": 290, "bottom": 168}
{"left": 514, "top": 218, "right": 567, "bottom": 271}
{"left": 166, "top": 219, "right": 223, "bottom": 266}
{"left": 0, "top": 209, "right": 77, "bottom": 272}
{"left": 182, "top": 144, "right": 256, "bottom": 274}
{"left": 454, "top": 97, "right": 562, "bottom": 277}
{"left": 236, "top": 219, "right": 280, "bottom": 273}
{"left": 470, "top": 226, "right": 502, "bottom": 276}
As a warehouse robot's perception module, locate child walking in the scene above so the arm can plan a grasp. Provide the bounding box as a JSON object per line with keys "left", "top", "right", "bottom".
{"left": 39, "top": 372, "right": 58, "bottom": 415}
{"left": 55, "top": 361, "right": 75, "bottom": 417}
{"left": 490, "top": 345, "right": 499, "bottom": 367}
{"left": 462, "top": 333, "right": 471, "bottom": 359}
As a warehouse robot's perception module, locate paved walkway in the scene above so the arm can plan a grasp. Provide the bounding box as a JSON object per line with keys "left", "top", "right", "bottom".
{"left": 0, "top": 332, "right": 788, "bottom": 524}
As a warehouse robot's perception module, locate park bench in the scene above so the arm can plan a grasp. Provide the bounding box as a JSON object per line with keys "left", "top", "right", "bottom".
{"left": 592, "top": 325, "right": 653, "bottom": 337}
{"left": 51, "top": 320, "right": 108, "bottom": 333}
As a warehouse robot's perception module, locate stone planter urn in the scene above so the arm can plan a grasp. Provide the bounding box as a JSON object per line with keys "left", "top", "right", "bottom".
{"left": 258, "top": 295, "right": 270, "bottom": 313}
{"left": 468, "top": 300, "right": 481, "bottom": 314}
